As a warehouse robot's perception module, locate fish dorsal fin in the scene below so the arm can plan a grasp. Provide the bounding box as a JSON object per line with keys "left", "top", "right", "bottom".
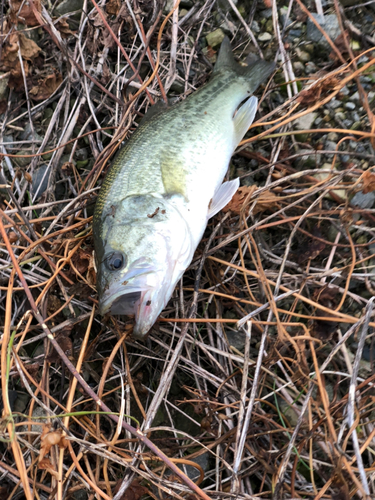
{"left": 213, "top": 37, "right": 275, "bottom": 83}
{"left": 140, "top": 100, "right": 170, "bottom": 125}
{"left": 212, "top": 37, "right": 275, "bottom": 95}
{"left": 213, "top": 36, "right": 237, "bottom": 75}
{"left": 208, "top": 178, "right": 240, "bottom": 219}
{"left": 233, "top": 95, "right": 258, "bottom": 145}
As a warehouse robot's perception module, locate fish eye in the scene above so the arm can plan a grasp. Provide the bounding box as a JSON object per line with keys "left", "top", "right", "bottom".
{"left": 105, "top": 252, "right": 126, "bottom": 271}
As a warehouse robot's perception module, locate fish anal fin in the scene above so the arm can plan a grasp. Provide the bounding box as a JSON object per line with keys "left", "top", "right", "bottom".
{"left": 208, "top": 178, "right": 240, "bottom": 219}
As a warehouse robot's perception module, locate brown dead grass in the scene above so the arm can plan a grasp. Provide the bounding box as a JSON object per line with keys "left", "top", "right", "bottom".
{"left": 1, "top": 0, "right": 375, "bottom": 499}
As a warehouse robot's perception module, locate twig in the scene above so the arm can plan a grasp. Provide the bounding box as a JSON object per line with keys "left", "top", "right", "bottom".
{"left": 346, "top": 298, "right": 374, "bottom": 496}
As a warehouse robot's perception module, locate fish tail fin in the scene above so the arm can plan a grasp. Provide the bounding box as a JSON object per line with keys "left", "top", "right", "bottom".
{"left": 213, "top": 37, "right": 275, "bottom": 143}
{"left": 213, "top": 37, "right": 275, "bottom": 95}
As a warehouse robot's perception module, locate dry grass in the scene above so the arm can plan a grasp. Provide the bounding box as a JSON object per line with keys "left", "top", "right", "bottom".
{"left": 1, "top": 0, "right": 375, "bottom": 499}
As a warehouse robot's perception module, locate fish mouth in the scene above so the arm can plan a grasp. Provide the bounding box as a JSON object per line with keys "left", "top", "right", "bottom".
{"left": 99, "top": 287, "right": 149, "bottom": 316}
{"left": 99, "top": 286, "right": 159, "bottom": 339}
{"left": 98, "top": 259, "right": 153, "bottom": 316}
{"left": 98, "top": 259, "right": 163, "bottom": 338}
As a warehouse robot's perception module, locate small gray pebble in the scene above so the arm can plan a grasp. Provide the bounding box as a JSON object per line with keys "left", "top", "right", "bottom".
{"left": 352, "top": 112, "right": 360, "bottom": 122}
{"left": 261, "top": 8, "right": 272, "bottom": 18}
{"left": 251, "top": 20, "right": 260, "bottom": 33}
{"left": 340, "top": 86, "right": 350, "bottom": 95}
{"left": 258, "top": 32, "right": 272, "bottom": 42}
{"left": 351, "top": 191, "right": 375, "bottom": 209}
{"left": 329, "top": 99, "right": 342, "bottom": 109}
{"left": 306, "top": 14, "right": 340, "bottom": 49}
{"left": 293, "top": 61, "right": 305, "bottom": 73}
{"left": 349, "top": 91, "right": 360, "bottom": 102}
{"left": 305, "top": 62, "right": 317, "bottom": 74}
{"left": 296, "top": 49, "right": 310, "bottom": 62}
{"left": 327, "top": 132, "right": 338, "bottom": 141}
{"left": 325, "top": 140, "right": 337, "bottom": 151}
{"left": 360, "top": 76, "right": 372, "bottom": 84}
{"left": 32, "top": 165, "right": 50, "bottom": 198}
{"left": 75, "top": 148, "right": 88, "bottom": 161}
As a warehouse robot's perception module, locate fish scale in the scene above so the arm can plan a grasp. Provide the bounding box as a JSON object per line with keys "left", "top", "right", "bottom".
{"left": 93, "top": 37, "right": 275, "bottom": 338}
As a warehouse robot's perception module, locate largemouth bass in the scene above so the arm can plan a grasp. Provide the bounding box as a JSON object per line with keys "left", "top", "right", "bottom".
{"left": 93, "top": 38, "right": 274, "bottom": 338}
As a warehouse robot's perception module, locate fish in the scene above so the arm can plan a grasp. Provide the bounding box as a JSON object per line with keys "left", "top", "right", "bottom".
{"left": 93, "top": 37, "right": 274, "bottom": 338}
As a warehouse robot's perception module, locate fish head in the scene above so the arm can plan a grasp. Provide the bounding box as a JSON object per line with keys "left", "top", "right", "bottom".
{"left": 94, "top": 194, "right": 193, "bottom": 338}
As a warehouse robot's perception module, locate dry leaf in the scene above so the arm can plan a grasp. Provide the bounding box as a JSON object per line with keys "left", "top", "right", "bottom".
{"left": 311, "top": 285, "right": 339, "bottom": 340}
{"left": 294, "top": 4, "right": 307, "bottom": 22}
{"left": 1, "top": 32, "right": 41, "bottom": 92}
{"left": 72, "top": 248, "right": 92, "bottom": 274}
{"left": 38, "top": 457, "right": 56, "bottom": 470}
{"left": 362, "top": 170, "right": 375, "bottom": 194}
{"left": 61, "top": 161, "right": 74, "bottom": 174}
{"left": 0, "top": 486, "right": 10, "bottom": 497}
{"left": 223, "top": 185, "right": 256, "bottom": 214}
{"left": 113, "top": 479, "right": 148, "bottom": 500}
{"left": 7, "top": 60, "right": 28, "bottom": 91}
{"left": 297, "top": 75, "right": 340, "bottom": 106}
{"left": 55, "top": 18, "right": 76, "bottom": 38}
{"left": 253, "top": 190, "right": 281, "bottom": 214}
{"left": 223, "top": 185, "right": 280, "bottom": 215}
{"left": 8, "top": 231, "right": 18, "bottom": 243}
{"left": 46, "top": 332, "right": 73, "bottom": 363}
{"left": 23, "top": 171, "right": 32, "bottom": 183}
{"left": 331, "top": 468, "right": 351, "bottom": 500}
{"left": 18, "top": 32, "right": 42, "bottom": 60}
{"left": 200, "top": 414, "right": 213, "bottom": 432}
{"left": 29, "top": 72, "right": 62, "bottom": 101}
{"left": 106, "top": 0, "right": 121, "bottom": 16}
{"left": 297, "top": 227, "right": 326, "bottom": 264}
{"left": 0, "top": 100, "right": 7, "bottom": 114}
{"left": 39, "top": 425, "right": 68, "bottom": 463}
{"left": 87, "top": 251, "right": 96, "bottom": 286}
{"left": 38, "top": 457, "right": 60, "bottom": 478}
{"left": 25, "top": 362, "right": 40, "bottom": 380}
{"left": 329, "top": 31, "right": 360, "bottom": 62}
{"left": 69, "top": 282, "right": 93, "bottom": 299}
{"left": 10, "top": 0, "right": 42, "bottom": 26}
{"left": 1, "top": 32, "right": 21, "bottom": 67}
{"left": 101, "top": 61, "right": 111, "bottom": 84}
{"left": 88, "top": 12, "right": 116, "bottom": 50}
{"left": 47, "top": 294, "right": 63, "bottom": 316}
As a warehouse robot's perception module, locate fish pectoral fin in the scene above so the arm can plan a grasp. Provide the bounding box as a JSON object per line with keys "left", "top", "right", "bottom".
{"left": 233, "top": 95, "right": 258, "bottom": 144}
{"left": 208, "top": 178, "right": 240, "bottom": 219}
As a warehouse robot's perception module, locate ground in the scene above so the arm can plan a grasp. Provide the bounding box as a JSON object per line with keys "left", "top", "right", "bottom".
{"left": 1, "top": 0, "right": 375, "bottom": 499}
